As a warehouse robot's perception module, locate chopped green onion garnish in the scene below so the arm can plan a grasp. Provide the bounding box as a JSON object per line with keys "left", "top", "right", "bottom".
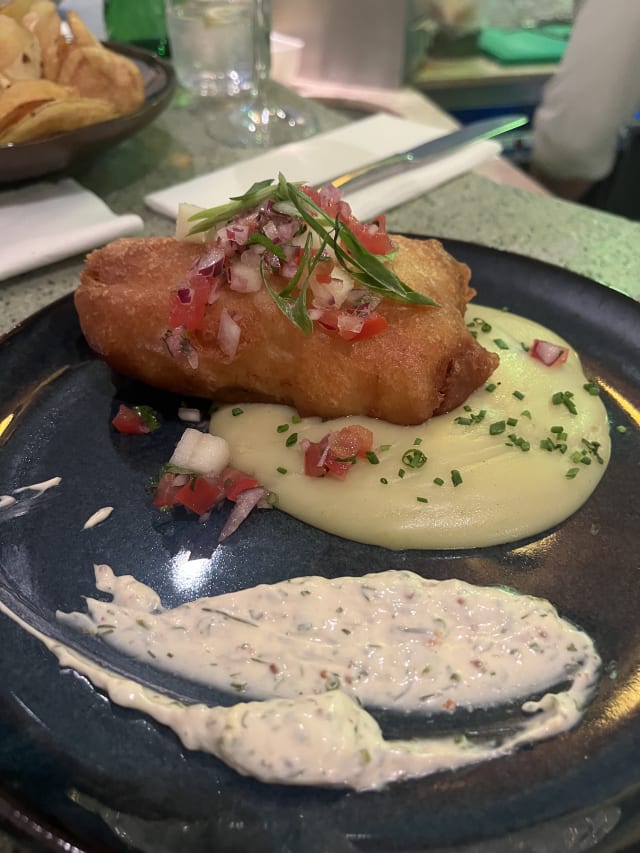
{"left": 489, "top": 421, "right": 506, "bottom": 435}
{"left": 433, "top": 477, "right": 444, "bottom": 486}
{"left": 552, "top": 390, "right": 577, "bottom": 415}
{"left": 231, "top": 407, "right": 244, "bottom": 416}
{"left": 398, "top": 468, "right": 406, "bottom": 478}
{"left": 583, "top": 381, "right": 600, "bottom": 396}
{"left": 506, "top": 417, "right": 518, "bottom": 427}
{"left": 485, "top": 383, "right": 497, "bottom": 392}
{"left": 366, "top": 451, "right": 379, "bottom": 465}
{"left": 494, "top": 339, "right": 510, "bottom": 350}
{"left": 616, "top": 424, "right": 627, "bottom": 433}
{"left": 565, "top": 467, "right": 579, "bottom": 479}
{"left": 277, "top": 466, "right": 288, "bottom": 474}
{"left": 285, "top": 432, "right": 298, "bottom": 447}
{"left": 512, "top": 390, "right": 525, "bottom": 400}
{"left": 402, "top": 448, "right": 427, "bottom": 469}
{"left": 380, "top": 477, "right": 388, "bottom": 485}
{"left": 277, "top": 423, "right": 289, "bottom": 433}
{"left": 451, "top": 469, "right": 463, "bottom": 487}
{"left": 416, "top": 496, "right": 429, "bottom": 503}
{"left": 189, "top": 174, "right": 439, "bottom": 335}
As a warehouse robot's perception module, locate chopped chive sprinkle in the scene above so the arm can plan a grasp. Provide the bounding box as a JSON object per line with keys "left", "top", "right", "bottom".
{"left": 506, "top": 417, "right": 518, "bottom": 427}
{"left": 489, "top": 420, "right": 506, "bottom": 435}
{"left": 277, "top": 466, "right": 287, "bottom": 474}
{"left": 398, "top": 468, "right": 406, "bottom": 478}
{"left": 277, "top": 423, "right": 289, "bottom": 433}
{"left": 433, "top": 477, "right": 444, "bottom": 486}
{"left": 285, "top": 432, "right": 298, "bottom": 447}
{"left": 616, "top": 424, "right": 627, "bottom": 433}
{"left": 366, "top": 451, "right": 380, "bottom": 464}
{"left": 566, "top": 467, "right": 579, "bottom": 479}
{"left": 494, "top": 338, "right": 510, "bottom": 350}
{"left": 583, "top": 381, "right": 600, "bottom": 396}
{"left": 402, "top": 448, "right": 427, "bottom": 468}
{"left": 291, "top": 414, "right": 301, "bottom": 424}
{"left": 413, "top": 437, "right": 423, "bottom": 446}
{"left": 552, "top": 390, "right": 577, "bottom": 415}
{"left": 485, "top": 383, "right": 497, "bottom": 392}
{"left": 520, "top": 409, "right": 531, "bottom": 419}
{"left": 507, "top": 433, "right": 530, "bottom": 451}
{"left": 380, "top": 477, "right": 388, "bottom": 485}
{"left": 550, "top": 425, "right": 565, "bottom": 434}
{"left": 231, "top": 407, "right": 244, "bottom": 416}
{"left": 416, "top": 496, "right": 429, "bottom": 503}
{"left": 379, "top": 444, "right": 392, "bottom": 451}
{"left": 512, "top": 390, "right": 525, "bottom": 400}
{"left": 451, "top": 469, "right": 463, "bottom": 487}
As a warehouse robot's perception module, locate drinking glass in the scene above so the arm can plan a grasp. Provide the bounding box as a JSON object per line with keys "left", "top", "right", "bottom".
{"left": 165, "top": 0, "right": 318, "bottom": 148}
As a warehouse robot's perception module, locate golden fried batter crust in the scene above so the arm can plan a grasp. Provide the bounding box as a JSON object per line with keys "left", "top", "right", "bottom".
{"left": 75, "top": 235, "right": 498, "bottom": 425}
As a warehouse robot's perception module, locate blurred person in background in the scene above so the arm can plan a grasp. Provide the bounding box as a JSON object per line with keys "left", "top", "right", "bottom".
{"left": 531, "top": 0, "right": 640, "bottom": 218}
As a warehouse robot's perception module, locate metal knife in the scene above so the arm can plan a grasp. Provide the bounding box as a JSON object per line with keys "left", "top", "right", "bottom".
{"left": 322, "top": 113, "right": 528, "bottom": 195}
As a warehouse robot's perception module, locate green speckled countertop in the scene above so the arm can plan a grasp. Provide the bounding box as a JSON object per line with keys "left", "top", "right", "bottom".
{"left": 1, "top": 94, "right": 639, "bottom": 340}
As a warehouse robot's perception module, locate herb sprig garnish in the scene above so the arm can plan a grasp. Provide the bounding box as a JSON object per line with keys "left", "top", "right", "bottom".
{"left": 187, "top": 174, "right": 438, "bottom": 334}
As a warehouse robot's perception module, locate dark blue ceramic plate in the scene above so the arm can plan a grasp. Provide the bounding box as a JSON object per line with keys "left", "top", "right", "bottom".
{"left": 0, "top": 240, "right": 638, "bottom": 853}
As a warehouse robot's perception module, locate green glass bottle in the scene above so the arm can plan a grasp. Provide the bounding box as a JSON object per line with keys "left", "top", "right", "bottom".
{"left": 104, "top": 0, "right": 170, "bottom": 57}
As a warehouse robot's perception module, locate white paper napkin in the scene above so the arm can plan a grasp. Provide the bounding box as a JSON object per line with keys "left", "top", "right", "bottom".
{"left": 0, "top": 179, "right": 144, "bottom": 281}
{"left": 145, "top": 113, "right": 501, "bottom": 223}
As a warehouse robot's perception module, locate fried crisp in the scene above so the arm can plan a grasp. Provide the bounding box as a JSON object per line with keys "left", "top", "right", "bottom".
{"left": 0, "top": 14, "right": 41, "bottom": 79}
{"left": 0, "top": 77, "right": 74, "bottom": 134}
{"left": 0, "top": 1, "right": 145, "bottom": 143}
{"left": 0, "top": 95, "right": 117, "bottom": 143}
{"left": 56, "top": 44, "right": 145, "bottom": 115}
{"left": 75, "top": 236, "right": 499, "bottom": 426}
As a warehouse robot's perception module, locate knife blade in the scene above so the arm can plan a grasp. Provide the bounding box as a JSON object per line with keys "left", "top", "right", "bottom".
{"left": 322, "top": 113, "right": 528, "bottom": 195}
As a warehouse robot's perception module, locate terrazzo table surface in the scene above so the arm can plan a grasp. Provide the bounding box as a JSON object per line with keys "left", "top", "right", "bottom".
{"left": 0, "top": 90, "right": 639, "bottom": 853}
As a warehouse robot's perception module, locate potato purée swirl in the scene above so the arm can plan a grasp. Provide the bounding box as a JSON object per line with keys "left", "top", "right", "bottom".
{"left": 210, "top": 306, "right": 611, "bottom": 549}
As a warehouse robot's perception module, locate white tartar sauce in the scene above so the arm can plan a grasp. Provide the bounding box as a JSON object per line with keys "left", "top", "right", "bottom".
{"left": 39, "top": 564, "right": 601, "bottom": 791}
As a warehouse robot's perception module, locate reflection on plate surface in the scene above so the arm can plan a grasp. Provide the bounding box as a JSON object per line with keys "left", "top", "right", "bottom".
{"left": 0, "top": 240, "right": 638, "bottom": 852}
{"left": 0, "top": 43, "right": 176, "bottom": 184}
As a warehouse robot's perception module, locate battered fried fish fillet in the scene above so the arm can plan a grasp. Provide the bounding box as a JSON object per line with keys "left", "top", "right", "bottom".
{"left": 75, "top": 235, "right": 498, "bottom": 426}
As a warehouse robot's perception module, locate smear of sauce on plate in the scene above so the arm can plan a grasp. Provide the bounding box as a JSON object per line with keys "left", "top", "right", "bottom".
{"left": 3, "top": 565, "right": 594, "bottom": 791}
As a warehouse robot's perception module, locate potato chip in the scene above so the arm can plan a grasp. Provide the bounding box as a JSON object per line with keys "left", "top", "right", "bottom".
{"left": 56, "top": 44, "right": 145, "bottom": 115}
{"left": 22, "top": 1, "right": 63, "bottom": 81}
{"left": 65, "top": 10, "right": 98, "bottom": 48}
{"left": 0, "top": 0, "right": 35, "bottom": 23}
{"left": 0, "top": 76, "right": 72, "bottom": 133}
{"left": 0, "top": 14, "right": 41, "bottom": 79}
{"left": 0, "top": 95, "right": 117, "bottom": 143}
{"left": 0, "top": 1, "right": 146, "bottom": 144}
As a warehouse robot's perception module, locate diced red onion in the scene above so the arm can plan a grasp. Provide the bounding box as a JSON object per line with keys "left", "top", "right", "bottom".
{"left": 178, "top": 407, "right": 202, "bottom": 423}
{"left": 218, "top": 309, "right": 241, "bottom": 360}
{"left": 338, "top": 312, "right": 364, "bottom": 337}
{"left": 229, "top": 261, "right": 263, "bottom": 293}
{"left": 219, "top": 486, "right": 266, "bottom": 542}
{"left": 177, "top": 287, "right": 191, "bottom": 304}
{"left": 163, "top": 327, "right": 184, "bottom": 359}
{"left": 197, "top": 246, "right": 225, "bottom": 276}
{"left": 530, "top": 339, "right": 569, "bottom": 366}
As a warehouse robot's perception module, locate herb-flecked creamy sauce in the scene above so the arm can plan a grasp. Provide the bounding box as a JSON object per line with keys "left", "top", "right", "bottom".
{"left": 210, "top": 306, "right": 611, "bottom": 549}
{"left": 15, "top": 565, "right": 598, "bottom": 791}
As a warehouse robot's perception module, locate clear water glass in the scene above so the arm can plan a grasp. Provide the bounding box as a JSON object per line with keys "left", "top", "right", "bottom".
{"left": 165, "top": 0, "right": 318, "bottom": 147}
